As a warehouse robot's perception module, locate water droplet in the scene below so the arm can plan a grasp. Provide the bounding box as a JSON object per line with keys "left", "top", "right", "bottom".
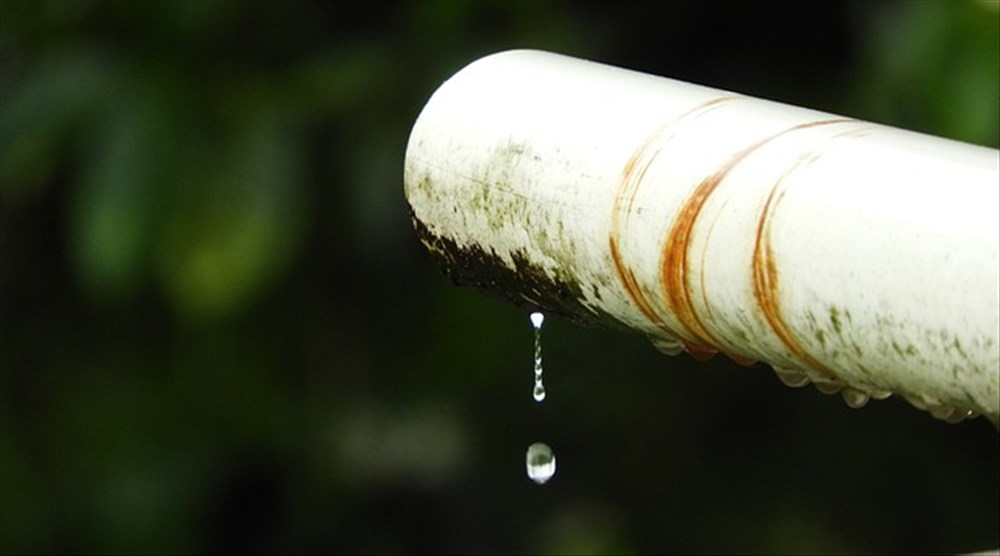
{"left": 525, "top": 315, "right": 556, "bottom": 482}
{"left": 726, "top": 353, "right": 758, "bottom": 367}
{"left": 841, "top": 388, "right": 870, "bottom": 409}
{"left": 929, "top": 403, "right": 955, "bottom": 421}
{"left": 813, "top": 379, "right": 843, "bottom": 395}
{"left": 681, "top": 340, "right": 717, "bottom": 361}
{"left": 903, "top": 394, "right": 928, "bottom": 411}
{"left": 650, "top": 336, "right": 684, "bottom": 356}
{"left": 944, "top": 408, "right": 973, "bottom": 424}
{"left": 530, "top": 312, "right": 545, "bottom": 329}
{"left": 526, "top": 441, "right": 556, "bottom": 484}
{"left": 869, "top": 390, "right": 893, "bottom": 400}
{"left": 533, "top": 383, "right": 546, "bottom": 402}
{"left": 530, "top": 311, "right": 545, "bottom": 404}
{"left": 773, "top": 366, "right": 810, "bottom": 388}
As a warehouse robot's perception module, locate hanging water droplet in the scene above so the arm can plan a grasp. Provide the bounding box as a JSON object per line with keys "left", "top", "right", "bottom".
{"left": 903, "top": 394, "right": 929, "bottom": 411}
{"left": 944, "top": 408, "right": 973, "bottom": 424}
{"left": 530, "top": 311, "right": 545, "bottom": 403}
{"left": 929, "top": 403, "right": 955, "bottom": 421}
{"left": 526, "top": 441, "right": 556, "bottom": 484}
{"left": 813, "top": 378, "right": 843, "bottom": 395}
{"left": 650, "top": 335, "right": 684, "bottom": 356}
{"left": 841, "top": 388, "right": 870, "bottom": 409}
{"left": 530, "top": 311, "right": 545, "bottom": 329}
{"left": 726, "top": 353, "right": 758, "bottom": 367}
{"left": 772, "top": 366, "right": 810, "bottom": 388}
{"left": 902, "top": 393, "right": 975, "bottom": 423}
{"left": 681, "top": 340, "right": 718, "bottom": 361}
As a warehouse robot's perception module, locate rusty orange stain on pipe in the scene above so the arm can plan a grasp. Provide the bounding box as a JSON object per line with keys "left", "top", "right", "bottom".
{"left": 751, "top": 174, "right": 833, "bottom": 378}
{"left": 609, "top": 96, "right": 735, "bottom": 336}
{"left": 609, "top": 241, "right": 663, "bottom": 326}
{"left": 659, "top": 119, "right": 850, "bottom": 360}
{"left": 751, "top": 127, "right": 871, "bottom": 379}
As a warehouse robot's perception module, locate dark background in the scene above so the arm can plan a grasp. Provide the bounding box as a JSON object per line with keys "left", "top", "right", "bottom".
{"left": 2, "top": 1, "right": 998, "bottom": 554}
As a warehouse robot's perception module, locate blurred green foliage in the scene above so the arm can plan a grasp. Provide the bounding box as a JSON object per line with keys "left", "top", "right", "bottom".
{"left": 1, "top": 1, "right": 997, "bottom": 554}
{"left": 849, "top": 0, "right": 1000, "bottom": 145}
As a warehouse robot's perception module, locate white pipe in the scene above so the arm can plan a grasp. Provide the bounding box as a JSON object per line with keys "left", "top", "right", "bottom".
{"left": 404, "top": 50, "right": 1000, "bottom": 424}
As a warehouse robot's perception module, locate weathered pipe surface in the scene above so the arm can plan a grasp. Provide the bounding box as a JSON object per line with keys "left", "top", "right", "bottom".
{"left": 403, "top": 50, "right": 1000, "bottom": 424}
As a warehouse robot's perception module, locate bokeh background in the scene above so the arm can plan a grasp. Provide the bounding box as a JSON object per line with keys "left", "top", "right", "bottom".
{"left": 2, "top": 1, "right": 998, "bottom": 554}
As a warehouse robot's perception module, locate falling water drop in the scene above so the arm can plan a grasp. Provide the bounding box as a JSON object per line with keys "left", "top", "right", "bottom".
{"left": 525, "top": 313, "right": 556, "bottom": 484}
{"left": 530, "top": 311, "right": 545, "bottom": 403}
{"left": 532, "top": 383, "right": 546, "bottom": 403}
{"left": 526, "top": 441, "right": 556, "bottom": 484}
